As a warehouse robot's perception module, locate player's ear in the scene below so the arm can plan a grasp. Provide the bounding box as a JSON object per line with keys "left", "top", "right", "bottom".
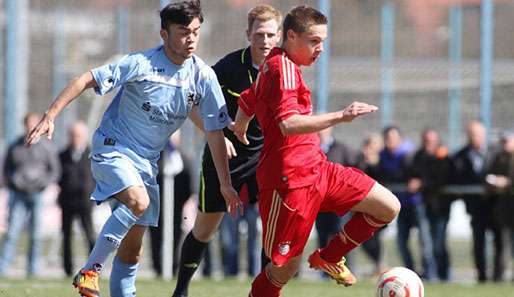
{"left": 160, "top": 29, "right": 168, "bottom": 43}
{"left": 286, "top": 29, "right": 296, "bottom": 42}
{"left": 246, "top": 28, "right": 251, "bottom": 42}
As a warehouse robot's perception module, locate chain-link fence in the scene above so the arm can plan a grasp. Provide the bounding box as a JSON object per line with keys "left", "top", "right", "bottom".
{"left": 2, "top": 0, "right": 514, "bottom": 154}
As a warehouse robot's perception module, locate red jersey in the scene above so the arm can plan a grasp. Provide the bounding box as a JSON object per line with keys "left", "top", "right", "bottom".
{"left": 239, "top": 48, "right": 326, "bottom": 190}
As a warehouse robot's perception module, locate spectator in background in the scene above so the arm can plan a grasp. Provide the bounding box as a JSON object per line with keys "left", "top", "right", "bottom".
{"left": 149, "top": 132, "right": 193, "bottom": 277}
{"left": 409, "top": 128, "right": 450, "bottom": 281}
{"left": 58, "top": 121, "right": 96, "bottom": 277}
{"left": 378, "top": 126, "right": 436, "bottom": 280}
{"left": 0, "top": 112, "right": 61, "bottom": 277}
{"left": 487, "top": 129, "right": 514, "bottom": 281}
{"left": 355, "top": 134, "right": 385, "bottom": 276}
{"left": 314, "top": 127, "right": 357, "bottom": 274}
{"left": 452, "top": 120, "right": 504, "bottom": 282}
{"left": 218, "top": 181, "right": 260, "bottom": 277}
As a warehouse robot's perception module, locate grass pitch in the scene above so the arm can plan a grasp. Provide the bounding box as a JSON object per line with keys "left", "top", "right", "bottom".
{"left": 0, "top": 278, "right": 513, "bottom": 297}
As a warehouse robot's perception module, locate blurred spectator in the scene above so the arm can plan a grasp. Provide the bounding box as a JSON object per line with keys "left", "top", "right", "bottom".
{"left": 409, "top": 128, "right": 452, "bottom": 281}
{"left": 0, "top": 112, "right": 61, "bottom": 277}
{"left": 149, "top": 132, "right": 193, "bottom": 277}
{"left": 378, "top": 126, "right": 436, "bottom": 280}
{"left": 452, "top": 120, "right": 504, "bottom": 282}
{"left": 487, "top": 129, "right": 514, "bottom": 281}
{"left": 354, "top": 134, "right": 385, "bottom": 276}
{"left": 314, "top": 127, "right": 357, "bottom": 276}
{"left": 219, "top": 181, "right": 259, "bottom": 277}
{"left": 58, "top": 121, "right": 96, "bottom": 277}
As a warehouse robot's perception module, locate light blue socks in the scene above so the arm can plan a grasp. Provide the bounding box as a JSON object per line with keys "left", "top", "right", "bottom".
{"left": 110, "top": 256, "right": 139, "bottom": 297}
{"left": 84, "top": 204, "right": 139, "bottom": 271}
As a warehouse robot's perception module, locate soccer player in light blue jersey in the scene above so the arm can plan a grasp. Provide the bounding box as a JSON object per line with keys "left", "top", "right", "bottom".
{"left": 26, "top": 1, "right": 240, "bottom": 297}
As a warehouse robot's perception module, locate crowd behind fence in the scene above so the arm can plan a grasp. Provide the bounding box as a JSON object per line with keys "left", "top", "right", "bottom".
{"left": 0, "top": 0, "right": 513, "bottom": 283}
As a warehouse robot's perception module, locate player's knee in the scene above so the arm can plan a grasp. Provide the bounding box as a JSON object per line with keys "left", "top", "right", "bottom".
{"left": 192, "top": 226, "right": 216, "bottom": 242}
{"left": 125, "top": 195, "right": 150, "bottom": 217}
{"left": 268, "top": 258, "right": 301, "bottom": 284}
{"left": 382, "top": 190, "right": 401, "bottom": 222}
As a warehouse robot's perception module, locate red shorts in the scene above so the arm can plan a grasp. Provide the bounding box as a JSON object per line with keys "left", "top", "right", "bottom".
{"left": 259, "top": 161, "right": 375, "bottom": 266}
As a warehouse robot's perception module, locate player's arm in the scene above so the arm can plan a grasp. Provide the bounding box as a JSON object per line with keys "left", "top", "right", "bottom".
{"left": 205, "top": 129, "right": 242, "bottom": 217}
{"left": 278, "top": 101, "right": 378, "bottom": 135}
{"left": 232, "top": 107, "right": 254, "bottom": 145}
{"left": 26, "top": 71, "right": 98, "bottom": 145}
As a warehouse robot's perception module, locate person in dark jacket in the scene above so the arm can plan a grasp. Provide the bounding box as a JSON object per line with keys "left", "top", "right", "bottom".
{"left": 452, "top": 120, "right": 504, "bottom": 282}
{"left": 409, "top": 128, "right": 452, "bottom": 281}
{"left": 58, "top": 121, "right": 96, "bottom": 277}
{"left": 487, "top": 129, "right": 514, "bottom": 281}
{"left": 0, "top": 112, "right": 61, "bottom": 277}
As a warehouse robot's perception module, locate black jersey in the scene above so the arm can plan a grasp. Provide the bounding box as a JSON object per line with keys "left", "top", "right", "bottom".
{"left": 202, "top": 47, "right": 262, "bottom": 178}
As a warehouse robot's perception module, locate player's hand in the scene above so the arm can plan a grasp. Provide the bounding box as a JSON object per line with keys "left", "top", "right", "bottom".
{"left": 229, "top": 121, "right": 250, "bottom": 145}
{"left": 225, "top": 137, "right": 237, "bottom": 159}
{"left": 26, "top": 113, "right": 55, "bottom": 146}
{"left": 340, "top": 101, "right": 378, "bottom": 123}
{"left": 220, "top": 184, "right": 243, "bottom": 218}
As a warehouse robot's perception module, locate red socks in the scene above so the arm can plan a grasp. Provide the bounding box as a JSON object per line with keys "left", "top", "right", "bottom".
{"left": 249, "top": 268, "right": 284, "bottom": 297}
{"left": 319, "top": 212, "right": 386, "bottom": 263}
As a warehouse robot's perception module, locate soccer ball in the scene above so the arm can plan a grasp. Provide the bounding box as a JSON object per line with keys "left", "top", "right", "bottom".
{"left": 376, "top": 267, "right": 424, "bottom": 297}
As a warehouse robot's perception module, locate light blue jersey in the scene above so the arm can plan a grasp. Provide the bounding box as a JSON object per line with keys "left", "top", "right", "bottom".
{"left": 91, "top": 45, "right": 229, "bottom": 161}
{"left": 89, "top": 45, "right": 229, "bottom": 226}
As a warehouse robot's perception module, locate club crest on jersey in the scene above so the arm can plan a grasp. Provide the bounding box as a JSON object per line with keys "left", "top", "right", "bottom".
{"left": 278, "top": 242, "right": 291, "bottom": 256}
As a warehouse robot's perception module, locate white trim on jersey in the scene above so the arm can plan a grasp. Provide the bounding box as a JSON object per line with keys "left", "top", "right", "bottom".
{"left": 281, "top": 55, "right": 296, "bottom": 90}
{"left": 129, "top": 74, "right": 189, "bottom": 87}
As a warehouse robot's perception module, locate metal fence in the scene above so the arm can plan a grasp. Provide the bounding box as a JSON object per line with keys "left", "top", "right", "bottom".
{"left": 1, "top": 0, "right": 514, "bottom": 155}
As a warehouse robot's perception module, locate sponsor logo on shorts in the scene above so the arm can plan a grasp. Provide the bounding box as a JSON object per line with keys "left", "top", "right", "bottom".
{"left": 278, "top": 242, "right": 291, "bottom": 256}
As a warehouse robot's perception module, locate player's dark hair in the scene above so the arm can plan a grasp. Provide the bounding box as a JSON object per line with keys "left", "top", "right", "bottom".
{"left": 160, "top": 0, "right": 203, "bottom": 30}
{"left": 282, "top": 5, "right": 327, "bottom": 41}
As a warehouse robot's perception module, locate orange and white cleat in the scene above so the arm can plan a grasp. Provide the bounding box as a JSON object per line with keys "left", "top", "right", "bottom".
{"left": 308, "top": 249, "right": 357, "bottom": 287}
{"left": 72, "top": 269, "right": 100, "bottom": 297}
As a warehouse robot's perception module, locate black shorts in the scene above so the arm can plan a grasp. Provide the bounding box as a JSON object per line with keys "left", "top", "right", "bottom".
{"left": 198, "top": 168, "right": 259, "bottom": 213}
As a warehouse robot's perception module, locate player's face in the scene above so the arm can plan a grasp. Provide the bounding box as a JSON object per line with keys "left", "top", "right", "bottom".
{"left": 161, "top": 18, "right": 201, "bottom": 65}
{"left": 247, "top": 19, "right": 281, "bottom": 65}
{"left": 288, "top": 24, "right": 327, "bottom": 66}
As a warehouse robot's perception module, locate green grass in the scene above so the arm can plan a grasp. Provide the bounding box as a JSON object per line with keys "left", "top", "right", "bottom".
{"left": 0, "top": 278, "right": 512, "bottom": 297}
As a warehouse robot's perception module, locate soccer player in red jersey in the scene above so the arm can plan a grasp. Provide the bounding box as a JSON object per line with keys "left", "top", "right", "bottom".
{"left": 232, "top": 5, "right": 401, "bottom": 297}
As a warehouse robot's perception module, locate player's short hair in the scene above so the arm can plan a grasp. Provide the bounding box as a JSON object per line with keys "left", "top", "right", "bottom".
{"left": 247, "top": 5, "right": 282, "bottom": 32}
{"left": 160, "top": 0, "right": 203, "bottom": 30}
{"left": 283, "top": 5, "right": 327, "bottom": 41}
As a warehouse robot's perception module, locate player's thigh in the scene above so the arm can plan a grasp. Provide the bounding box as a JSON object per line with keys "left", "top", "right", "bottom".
{"left": 117, "top": 224, "right": 147, "bottom": 263}
{"left": 321, "top": 163, "right": 375, "bottom": 215}
{"left": 350, "top": 182, "right": 400, "bottom": 222}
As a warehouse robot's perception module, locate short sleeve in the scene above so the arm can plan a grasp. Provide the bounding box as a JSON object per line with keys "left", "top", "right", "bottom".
{"left": 90, "top": 54, "right": 141, "bottom": 95}
{"left": 265, "top": 63, "right": 301, "bottom": 122}
{"left": 197, "top": 66, "right": 230, "bottom": 132}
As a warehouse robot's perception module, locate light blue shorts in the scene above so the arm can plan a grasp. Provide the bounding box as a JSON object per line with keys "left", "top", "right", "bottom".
{"left": 90, "top": 131, "right": 160, "bottom": 227}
